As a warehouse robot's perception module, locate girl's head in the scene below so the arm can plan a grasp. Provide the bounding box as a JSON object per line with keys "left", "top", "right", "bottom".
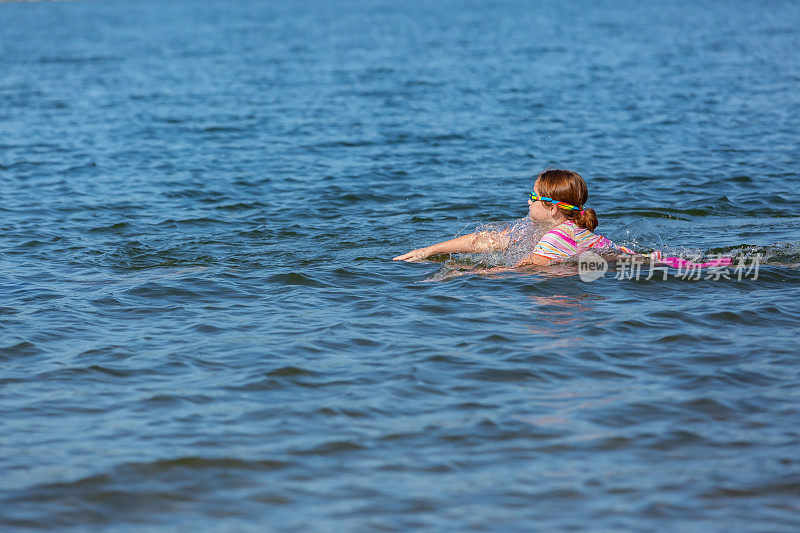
{"left": 527, "top": 169, "right": 598, "bottom": 231}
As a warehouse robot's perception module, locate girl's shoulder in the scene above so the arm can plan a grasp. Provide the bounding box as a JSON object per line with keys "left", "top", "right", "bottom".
{"left": 549, "top": 220, "right": 580, "bottom": 241}
{"left": 533, "top": 221, "right": 580, "bottom": 259}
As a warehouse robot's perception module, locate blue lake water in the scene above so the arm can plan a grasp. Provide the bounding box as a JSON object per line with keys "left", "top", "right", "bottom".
{"left": 2, "top": 0, "right": 800, "bottom": 530}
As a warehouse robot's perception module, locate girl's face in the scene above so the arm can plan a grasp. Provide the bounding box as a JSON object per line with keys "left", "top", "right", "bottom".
{"left": 527, "top": 180, "right": 558, "bottom": 222}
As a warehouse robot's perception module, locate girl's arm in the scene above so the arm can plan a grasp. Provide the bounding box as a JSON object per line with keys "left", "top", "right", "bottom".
{"left": 447, "top": 256, "right": 552, "bottom": 277}
{"left": 514, "top": 254, "right": 553, "bottom": 267}
{"left": 510, "top": 228, "right": 566, "bottom": 267}
{"left": 393, "top": 231, "right": 510, "bottom": 262}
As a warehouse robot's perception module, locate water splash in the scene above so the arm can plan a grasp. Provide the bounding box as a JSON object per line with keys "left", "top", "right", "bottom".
{"left": 722, "top": 242, "right": 800, "bottom": 267}
{"left": 422, "top": 218, "right": 550, "bottom": 281}
{"left": 472, "top": 217, "right": 550, "bottom": 266}
{"left": 425, "top": 217, "right": 800, "bottom": 282}
{"left": 605, "top": 219, "right": 666, "bottom": 252}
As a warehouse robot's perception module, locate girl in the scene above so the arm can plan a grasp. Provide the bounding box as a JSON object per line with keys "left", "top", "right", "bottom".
{"left": 393, "top": 169, "right": 633, "bottom": 266}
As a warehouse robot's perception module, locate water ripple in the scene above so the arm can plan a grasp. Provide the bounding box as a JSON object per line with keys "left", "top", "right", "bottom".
{"left": 1, "top": 0, "right": 799, "bottom": 531}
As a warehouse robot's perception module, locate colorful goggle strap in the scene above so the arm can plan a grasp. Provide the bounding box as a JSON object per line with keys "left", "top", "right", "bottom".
{"left": 529, "top": 192, "right": 580, "bottom": 211}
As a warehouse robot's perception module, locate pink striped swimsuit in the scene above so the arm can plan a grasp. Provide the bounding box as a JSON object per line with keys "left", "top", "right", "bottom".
{"left": 530, "top": 220, "right": 634, "bottom": 260}
{"left": 524, "top": 219, "right": 733, "bottom": 270}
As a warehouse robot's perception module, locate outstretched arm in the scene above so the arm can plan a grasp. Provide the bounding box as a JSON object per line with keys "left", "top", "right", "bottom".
{"left": 393, "top": 231, "right": 510, "bottom": 262}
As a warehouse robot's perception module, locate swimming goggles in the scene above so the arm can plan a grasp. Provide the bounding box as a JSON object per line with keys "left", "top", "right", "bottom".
{"left": 529, "top": 192, "right": 580, "bottom": 211}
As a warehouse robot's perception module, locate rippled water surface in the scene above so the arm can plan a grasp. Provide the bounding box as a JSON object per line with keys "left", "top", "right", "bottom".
{"left": 2, "top": 0, "right": 800, "bottom": 530}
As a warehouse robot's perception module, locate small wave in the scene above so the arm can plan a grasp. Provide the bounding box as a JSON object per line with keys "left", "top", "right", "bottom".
{"left": 304, "top": 139, "right": 378, "bottom": 149}
{"left": 732, "top": 243, "right": 800, "bottom": 266}
{"left": 461, "top": 367, "right": 544, "bottom": 383}
{"left": 264, "top": 365, "right": 318, "bottom": 377}
{"left": 0, "top": 160, "right": 59, "bottom": 170}
{"left": 88, "top": 222, "right": 131, "bottom": 234}
{"left": 699, "top": 480, "right": 800, "bottom": 499}
{"left": 0, "top": 340, "right": 42, "bottom": 359}
{"left": 321, "top": 191, "right": 387, "bottom": 206}
{"left": 191, "top": 125, "right": 247, "bottom": 133}
{"left": 267, "top": 272, "right": 329, "bottom": 288}
{"left": 123, "top": 282, "right": 201, "bottom": 299}
{"left": 215, "top": 201, "right": 266, "bottom": 211}
{"left": 11, "top": 239, "right": 52, "bottom": 250}
{"left": 135, "top": 456, "right": 290, "bottom": 472}
{"left": 37, "top": 365, "right": 136, "bottom": 381}
{"left": 1, "top": 455, "right": 292, "bottom": 525}
{"left": 291, "top": 439, "right": 366, "bottom": 456}
{"left": 0, "top": 306, "right": 19, "bottom": 317}
{"left": 155, "top": 217, "right": 220, "bottom": 227}
{"left": 162, "top": 189, "right": 229, "bottom": 200}
{"left": 99, "top": 242, "right": 218, "bottom": 270}
{"left": 314, "top": 406, "right": 375, "bottom": 419}
{"left": 36, "top": 55, "right": 121, "bottom": 64}
{"left": 605, "top": 209, "right": 691, "bottom": 220}
{"left": 402, "top": 79, "right": 446, "bottom": 88}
